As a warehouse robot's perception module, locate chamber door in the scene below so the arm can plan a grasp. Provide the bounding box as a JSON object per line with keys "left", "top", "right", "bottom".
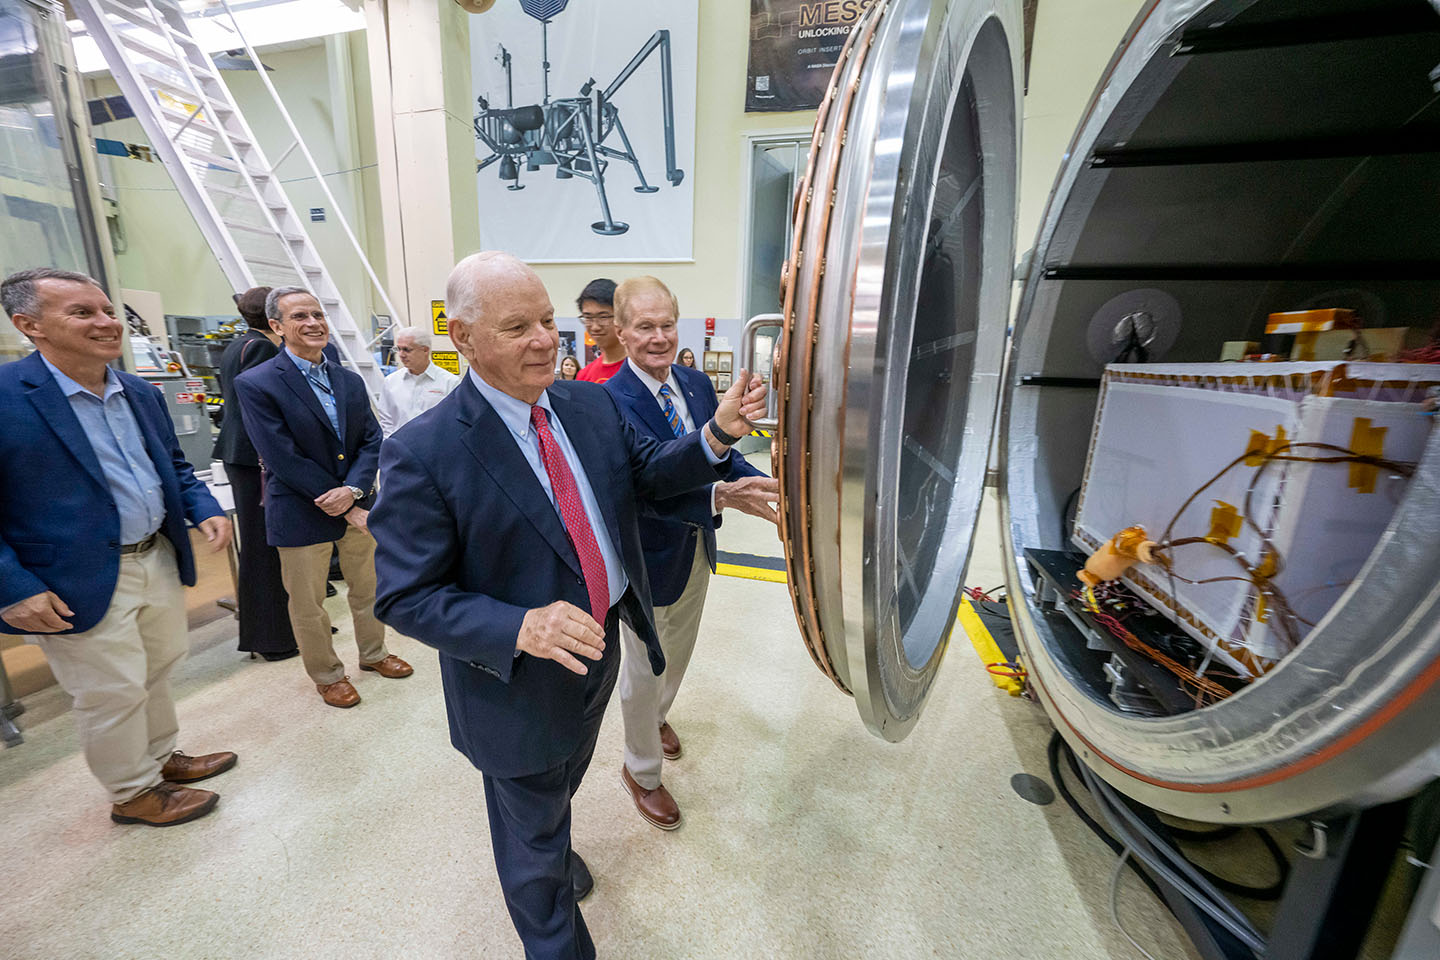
{"left": 773, "top": 0, "right": 1023, "bottom": 741}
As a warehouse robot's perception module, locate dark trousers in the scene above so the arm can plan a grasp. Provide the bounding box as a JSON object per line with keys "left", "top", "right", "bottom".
{"left": 227, "top": 463, "right": 298, "bottom": 655}
{"left": 483, "top": 613, "right": 620, "bottom": 960}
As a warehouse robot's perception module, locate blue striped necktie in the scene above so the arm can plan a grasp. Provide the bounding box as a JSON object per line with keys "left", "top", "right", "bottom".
{"left": 658, "top": 383, "right": 685, "bottom": 438}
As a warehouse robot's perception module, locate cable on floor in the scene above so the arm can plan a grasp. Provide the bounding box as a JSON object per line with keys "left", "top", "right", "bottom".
{"left": 1047, "top": 731, "right": 1169, "bottom": 907}
{"left": 1078, "top": 764, "right": 1265, "bottom": 954}
{"left": 1057, "top": 732, "right": 1288, "bottom": 900}
{"left": 1111, "top": 847, "right": 1160, "bottom": 960}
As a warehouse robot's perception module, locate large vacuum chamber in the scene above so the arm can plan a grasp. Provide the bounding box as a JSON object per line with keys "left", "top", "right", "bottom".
{"left": 767, "top": 0, "right": 1440, "bottom": 826}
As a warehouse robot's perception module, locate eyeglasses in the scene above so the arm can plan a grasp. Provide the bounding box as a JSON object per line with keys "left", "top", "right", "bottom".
{"left": 580, "top": 312, "right": 614, "bottom": 323}
{"left": 395, "top": 345, "right": 424, "bottom": 353}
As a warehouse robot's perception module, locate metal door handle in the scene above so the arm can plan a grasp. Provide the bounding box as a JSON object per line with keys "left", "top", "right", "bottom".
{"left": 739, "top": 313, "right": 783, "bottom": 431}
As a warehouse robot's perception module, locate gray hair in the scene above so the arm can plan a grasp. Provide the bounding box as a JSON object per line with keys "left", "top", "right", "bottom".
{"left": 1, "top": 268, "right": 103, "bottom": 320}
{"left": 395, "top": 326, "right": 432, "bottom": 349}
{"left": 265, "top": 285, "right": 314, "bottom": 321}
{"left": 445, "top": 251, "right": 541, "bottom": 327}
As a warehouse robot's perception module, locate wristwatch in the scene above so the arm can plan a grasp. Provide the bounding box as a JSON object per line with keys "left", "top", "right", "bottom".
{"left": 346, "top": 485, "right": 366, "bottom": 504}
{"left": 707, "top": 417, "right": 743, "bottom": 446}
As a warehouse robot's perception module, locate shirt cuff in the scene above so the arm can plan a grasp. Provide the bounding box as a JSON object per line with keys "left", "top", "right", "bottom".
{"left": 709, "top": 482, "right": 718, "bottom": 517}
{"left": 700, "top": 426, "right": 725, "bottom": 466}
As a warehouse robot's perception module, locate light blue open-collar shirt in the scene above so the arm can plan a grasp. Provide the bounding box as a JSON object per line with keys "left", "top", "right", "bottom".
{"left": 469, "top": 369, "right": 629, "bottom": 610}
{"left": 285, "top": 346, "right": 341, "bottom": 437}
{"left": 468, "top": 370, "right": 727, "bottom": 614}
{"left": 42, "top": 357, "right": 165, "bottom": 544}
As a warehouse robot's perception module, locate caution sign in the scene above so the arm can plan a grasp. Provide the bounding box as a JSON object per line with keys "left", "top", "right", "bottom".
{"left": 431, "top": 351, "right": 461, "bottom": 376}
{"left": 431, "top": 300, "right": 448, "bottom": 337}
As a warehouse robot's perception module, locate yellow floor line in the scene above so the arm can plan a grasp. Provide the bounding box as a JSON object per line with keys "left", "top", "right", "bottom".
{"left": 715, "top": 562, "right": 787, "bottom": 584}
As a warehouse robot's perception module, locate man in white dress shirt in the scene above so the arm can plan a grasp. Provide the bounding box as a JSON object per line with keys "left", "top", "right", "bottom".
{"left": 376, "top": 327, "right": 460, "bottom": 436}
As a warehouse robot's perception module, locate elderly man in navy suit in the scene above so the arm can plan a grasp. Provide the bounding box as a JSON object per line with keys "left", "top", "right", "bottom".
{"left": 234, "top": 287, "right": 412, "bottom": 709}
{"left": 369, "top": 252, "right": 768, "bottom": 960}
{"left": 604, "top": 276, "right": 776, "bottom": 830}
{"left": 0, "top": 268, "right": 236, "bottom": 827}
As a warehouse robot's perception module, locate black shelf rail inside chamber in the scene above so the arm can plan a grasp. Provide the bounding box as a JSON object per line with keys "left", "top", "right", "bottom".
{"left": 1170, "top": 6, "right": 1440, "bottom": 58}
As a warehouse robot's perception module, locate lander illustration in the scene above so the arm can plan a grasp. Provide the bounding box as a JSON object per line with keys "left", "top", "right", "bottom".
{"left": 473, "top": 0, "right": 685, "bottom": 236}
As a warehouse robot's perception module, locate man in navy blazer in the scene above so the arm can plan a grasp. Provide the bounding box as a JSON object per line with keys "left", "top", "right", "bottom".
{"left": 0, "top": 268, "right": 237, "bottom": 827}
{"left": 603, "top": 276, "right": 776, "bottom": 830}
{"left": 234, "top": 287, "right": 412, "bottom": 709}
{"left": 369, "top": 252, "right": 769, "bottom": 960}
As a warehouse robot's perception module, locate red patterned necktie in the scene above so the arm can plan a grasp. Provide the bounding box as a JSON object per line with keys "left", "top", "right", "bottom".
{"left": 531, "top": 405, "right": 610, "bottom": 623}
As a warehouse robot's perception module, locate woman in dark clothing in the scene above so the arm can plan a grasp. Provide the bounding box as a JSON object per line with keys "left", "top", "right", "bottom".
{"left": 213, "top": 287, "right": 299, "bottom": 661}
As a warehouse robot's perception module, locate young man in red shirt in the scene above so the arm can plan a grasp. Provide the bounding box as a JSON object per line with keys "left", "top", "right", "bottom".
{"left": 575, "top": 278, "right": 626, "bottom": 383}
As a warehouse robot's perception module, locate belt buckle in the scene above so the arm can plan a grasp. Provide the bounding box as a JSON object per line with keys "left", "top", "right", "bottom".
{"left": 121, "top": 534, "right": 157, "bottom": 555}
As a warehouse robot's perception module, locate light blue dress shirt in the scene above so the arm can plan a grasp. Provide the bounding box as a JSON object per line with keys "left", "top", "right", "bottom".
{"left": 469, "top": 370, "right": 629, "bottom": 610}
{"left": 286, "top": 347, "right": 341, "bottom": 437}
{"left": 43, "top": 357, "right": 165, "bottom": 544}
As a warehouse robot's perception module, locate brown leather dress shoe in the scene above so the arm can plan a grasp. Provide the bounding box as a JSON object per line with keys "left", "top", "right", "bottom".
{"left": 359, "top": 655, "right": 414, "bottom": 678}
{"left": 161, "top": 750, "right": 237, "bottom": 784}
{"left": 659, "top": 722, "right": 682, "bottom": 761}
{"left": 621, "top": 765, "right": 681, "bottom": 831}
{"left": 111, "top": 782, "right": 218, "bottom": 826}
{"left": 317, "top": 677, "right": 361, "bottom": 707}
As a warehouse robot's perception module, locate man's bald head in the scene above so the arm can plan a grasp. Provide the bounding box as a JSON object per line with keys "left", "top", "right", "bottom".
{"left": 445, "top": 251, "right": 558, "bottom": 404}
{"left": 446, "top": 251, "right": 547, "bottom": 328}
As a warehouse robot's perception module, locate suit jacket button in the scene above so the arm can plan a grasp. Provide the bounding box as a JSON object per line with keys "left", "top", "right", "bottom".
{"left": 337, "top": 453, "right": 345, "bottom": 460}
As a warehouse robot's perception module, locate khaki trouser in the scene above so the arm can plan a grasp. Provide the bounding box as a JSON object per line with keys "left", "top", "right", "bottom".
{"left": 36, "top": 538, "right": 188, "bottom": 804}
{"left": 276, "top": 525, "right": 388, "bottom": 685}
{"left": 619, "top": 537, "right": 711, "bottom": 790}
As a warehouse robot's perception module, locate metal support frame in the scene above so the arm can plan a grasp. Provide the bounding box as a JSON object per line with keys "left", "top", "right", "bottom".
{"left": 1076, "top": 746, "right": 1413, "bottom": 960}
{"left": 1266, "top": 803, "right": 1409, "bottom": 960}
{"left": 71, "top": 0, "right": 401, "bottom": 397}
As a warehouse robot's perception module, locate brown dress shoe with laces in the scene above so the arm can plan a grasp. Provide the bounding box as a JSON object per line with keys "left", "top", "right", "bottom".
{"left": 659, "top": 722, "right": 682, "bottom": 761}
{"left": 161, "top": 750, "right": 237, "bottom": 784}
{"left": 621, "top": 765, "right": 681, "bottom": 831}
{"left": 359, "top": 655, "right": 413, "bottom": 678}
{"left": 111, "top": 782, "right": 218, "bottom": 826}
{"left": 317, "top": 677, "right": 361, "bottom": 707}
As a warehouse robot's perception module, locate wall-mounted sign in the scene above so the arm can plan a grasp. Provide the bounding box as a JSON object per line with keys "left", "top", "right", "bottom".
{"left": 746, "top": 0, "right": 877, "bottom": 113}
{"left": 309, "top": 207, "right": 326, "bottom": 222}
{"left": 431, "top": 300, "right": 448, "bottom": 337}
{"left": 747, "top": 1, "right": 1040, "bottom": 111}
{"left": 431, "top": 351, "right": 461, "bottom": 375}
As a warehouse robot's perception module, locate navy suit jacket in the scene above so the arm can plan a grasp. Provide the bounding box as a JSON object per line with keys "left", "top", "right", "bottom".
{"left": 370, "top": 377, "right": 731, "bottom": 778}
{"left": 233, "top": 349, "right": 382, "bottom": 547}
{"left": 605, "top": 362, "right": 765, "bottom": 605}
{"left": 0, "top": 352, "right": 223, "bottom": 635}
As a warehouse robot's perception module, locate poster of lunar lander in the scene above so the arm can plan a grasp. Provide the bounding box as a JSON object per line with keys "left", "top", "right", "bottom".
{"left": 469, "top": 0, "right": 698, "bottom": 261}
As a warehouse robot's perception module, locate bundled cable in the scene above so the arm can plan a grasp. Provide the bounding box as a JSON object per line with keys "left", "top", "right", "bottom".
{"left": 1048, "top": 732, "right": 1293, "bottom": 958}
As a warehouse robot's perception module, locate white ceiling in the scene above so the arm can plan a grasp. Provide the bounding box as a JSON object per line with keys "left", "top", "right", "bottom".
{"left": 69, "top": 0, "right": 365, "bottom": 76}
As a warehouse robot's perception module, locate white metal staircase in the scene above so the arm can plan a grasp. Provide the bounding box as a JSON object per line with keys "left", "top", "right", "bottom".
{"left": 72, "top": 0, "right": 399, "bottom": 397}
